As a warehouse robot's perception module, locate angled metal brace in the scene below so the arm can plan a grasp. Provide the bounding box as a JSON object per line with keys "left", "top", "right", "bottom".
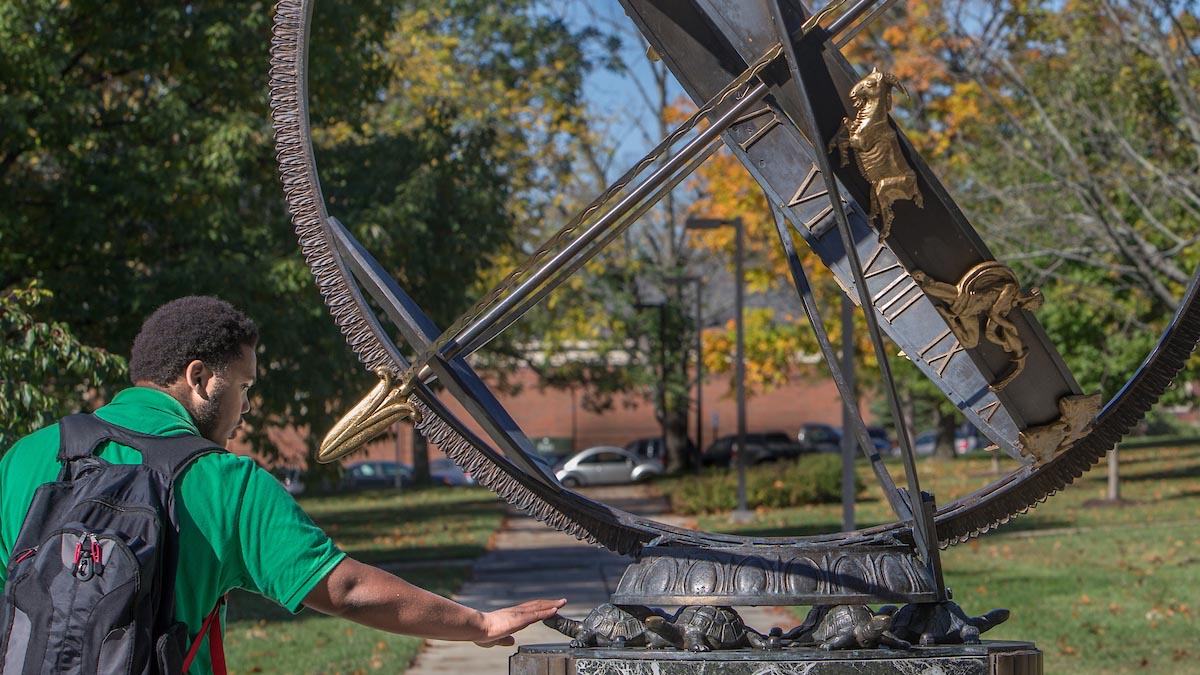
{"left": 763, "top": 0, "right": 945, "bottom": 597}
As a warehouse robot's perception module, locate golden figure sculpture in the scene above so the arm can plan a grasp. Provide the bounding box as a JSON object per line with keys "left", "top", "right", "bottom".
{"left": 1018, "top": 393, "right": 1103, "bottom": 465}
{"left": 319, "top": 367, "right": 422, "bottom": 463}
{"left": 912, "top": 262, "right": 1044, "bottom": 391}
{"left": 828, "top": 68, "right": 924, "bottom": 240}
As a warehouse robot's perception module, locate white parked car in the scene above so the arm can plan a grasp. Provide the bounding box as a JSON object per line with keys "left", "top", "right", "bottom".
{"left": 554, "top": 447, "right": 663, "bottom": 487}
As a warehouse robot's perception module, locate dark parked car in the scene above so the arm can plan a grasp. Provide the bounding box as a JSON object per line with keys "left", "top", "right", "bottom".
{"left": 273, "top": 467, "right": 306, "bottom": 496}
{"left": 701, "top": 432, "right": 809, "bottom": 467}
{"left": 866, "top": 427, "right": 893, "bottom": 454}
{"left": 624, "top": 437, "right": 666, "bottom": 461}
{"left": 624, "top": 437, "right": 698, "bottom": 463}
{"left": 343, "top": 460, "right": 412, "bottom": 490}
{"left": 430, "top": 457, "right": 476, "bottom": 486}
{"left": 797, "top": 423, "right": 842, "bottom": 453}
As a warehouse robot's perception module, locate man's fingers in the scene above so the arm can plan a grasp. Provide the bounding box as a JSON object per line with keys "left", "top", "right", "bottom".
{"left": 480, "top": 598, "right": 568, "bottom": 645}
{"left": 475, "top": 636, "right": 516, "bottom": 648}
{"left": 505, "top": 598, "right": 566, "bottom": 625}
{"left": 520, "top": 598, "right": 567, "bottom": 611}
{"left": 521, "top": 598, "right": 567, "bottom": 620}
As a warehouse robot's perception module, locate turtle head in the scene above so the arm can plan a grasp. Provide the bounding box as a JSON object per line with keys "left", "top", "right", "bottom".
{"left": 543, "top": 614, "right": 581, "bottom": 638}
{"left": 864, "top": 612, "right": 895, "bottom": 639}
{"left": 643, "top": 614, "right": 682, "bottom": 646}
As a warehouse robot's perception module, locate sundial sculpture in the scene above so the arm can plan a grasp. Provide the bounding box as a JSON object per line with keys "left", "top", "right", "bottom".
{"left": 269, "top": 0, "right": 1200, "bottom": 670}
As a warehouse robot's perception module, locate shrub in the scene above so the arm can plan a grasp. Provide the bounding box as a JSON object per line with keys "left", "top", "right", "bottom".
{"left": 664, "top": 454, "right": 861, "bottom": 515}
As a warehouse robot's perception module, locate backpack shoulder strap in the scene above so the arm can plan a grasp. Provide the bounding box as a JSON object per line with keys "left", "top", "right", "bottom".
{"left": 57, "top": 413, "right": 225, "bottom": 480}
{"left": 56, "top": 413, "right": 115, "bottom": 463}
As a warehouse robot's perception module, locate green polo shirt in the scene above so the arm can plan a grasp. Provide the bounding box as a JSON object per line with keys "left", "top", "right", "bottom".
{"left": 0, "top": 387, "right": 346, "bottom": 675}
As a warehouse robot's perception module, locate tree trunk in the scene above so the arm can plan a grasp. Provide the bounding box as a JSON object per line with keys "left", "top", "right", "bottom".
{"left": 664, "top": 404, "right": 691, "bottom": 473}
{"left": 933, "top": 410, "right": 958, "bottom": 461}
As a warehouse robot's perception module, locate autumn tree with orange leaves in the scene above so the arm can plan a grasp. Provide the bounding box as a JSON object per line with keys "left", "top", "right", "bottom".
{"left": 686, "top": 0, "right": 1200, "bottom": 457}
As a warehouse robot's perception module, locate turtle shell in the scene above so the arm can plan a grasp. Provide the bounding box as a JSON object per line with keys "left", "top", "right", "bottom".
{"left": 930, "top": 603, "right": 972, "bottom": 634}
{"left": 891, "top": 602, "right": 967, "bottom": 638}
{"left": 582, "top": 604, "right": 650, "bottom": 641}
{"left": 811, "top": 605, "right": 873, "bottom": 641}
{"left": 676, "top": 605, "right": 747, "bottom": 647}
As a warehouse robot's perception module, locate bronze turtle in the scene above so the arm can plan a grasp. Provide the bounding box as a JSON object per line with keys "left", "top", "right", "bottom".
{"left": 645, "top": 605, "right": 770, "bottom": 652}
{"left": 791, "top": 604, "right": 911, "bottom": 650}
{"left": 543, "top": 603, "right": 672, "bottom": 648}
{"left": 890, "top": 601, "right": 1010, "bottom": 646}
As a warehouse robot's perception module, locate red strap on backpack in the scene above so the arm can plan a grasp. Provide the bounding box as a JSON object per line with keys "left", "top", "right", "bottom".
{"left": 182, "top": 595, "right": 227, "bottom": 674}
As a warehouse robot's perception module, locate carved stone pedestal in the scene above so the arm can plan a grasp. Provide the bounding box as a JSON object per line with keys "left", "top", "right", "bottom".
{"left": 511, "top": 642, "right": 1042, "bottom": 675}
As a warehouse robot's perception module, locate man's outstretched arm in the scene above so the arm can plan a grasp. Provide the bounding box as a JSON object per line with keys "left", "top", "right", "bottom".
{"left": 302, "top": 557, "right": 566, "bottom": 647}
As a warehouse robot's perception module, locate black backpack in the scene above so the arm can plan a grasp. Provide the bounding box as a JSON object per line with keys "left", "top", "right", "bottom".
{"left": 0, "top": 413, "right": 224, "bottom": 674}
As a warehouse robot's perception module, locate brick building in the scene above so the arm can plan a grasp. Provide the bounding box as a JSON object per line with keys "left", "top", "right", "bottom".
{"left": 237, "top": 366, "right": 856, "bottom": 467}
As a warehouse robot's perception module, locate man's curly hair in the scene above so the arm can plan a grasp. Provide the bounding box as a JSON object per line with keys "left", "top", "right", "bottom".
{"left": 129, "top": 296, "right": 259, "bottom": 386}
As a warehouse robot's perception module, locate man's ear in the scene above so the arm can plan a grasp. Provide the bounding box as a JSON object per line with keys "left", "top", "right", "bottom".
{"left": 182, "top": 359, "right": 215, "bottom": 400}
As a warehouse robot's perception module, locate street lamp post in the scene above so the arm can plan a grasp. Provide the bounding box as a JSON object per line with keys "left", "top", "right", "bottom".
{"left": 685, "top": 216, "right": 750, "bottom": 523}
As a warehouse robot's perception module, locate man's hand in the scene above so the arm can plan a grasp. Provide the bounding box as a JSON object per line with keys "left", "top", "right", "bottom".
{"left": 473, "top": 598, "right": 567, "bottom": 647}
{"left": 305, "top": 558, "right": 566, "bottom": 647}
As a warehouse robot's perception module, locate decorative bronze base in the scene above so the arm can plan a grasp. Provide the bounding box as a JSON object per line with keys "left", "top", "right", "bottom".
{"left": 512, "top": 641, "right": 1042, "bottom": 675}
{"left": 612, "top": 544, "right": 941, "bottom": 606}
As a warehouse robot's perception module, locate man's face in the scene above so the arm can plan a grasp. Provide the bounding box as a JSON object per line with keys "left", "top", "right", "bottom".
{"left": 193, "top": 344, "right": 257, "bottom": 445}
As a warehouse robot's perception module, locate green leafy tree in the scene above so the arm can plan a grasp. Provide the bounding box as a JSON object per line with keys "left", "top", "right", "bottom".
{"left": 1, "top": 283, "right": 126, "bottom": 451}
{"left": 0, "top": 0, "right": 603, "bottom": 478}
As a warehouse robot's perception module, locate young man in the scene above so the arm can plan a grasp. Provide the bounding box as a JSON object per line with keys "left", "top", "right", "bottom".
{"left": 0, "top": 296, "right": 564, "bottom": 673}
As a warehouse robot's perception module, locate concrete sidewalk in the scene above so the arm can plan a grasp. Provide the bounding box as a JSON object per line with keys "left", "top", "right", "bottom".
{"left": 404, "top": 485, "right": 793, "bottom": 675}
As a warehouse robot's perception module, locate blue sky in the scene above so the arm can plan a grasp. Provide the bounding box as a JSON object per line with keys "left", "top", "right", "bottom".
{"left": 557, "top": 0, "right": 686, "bottom": 173}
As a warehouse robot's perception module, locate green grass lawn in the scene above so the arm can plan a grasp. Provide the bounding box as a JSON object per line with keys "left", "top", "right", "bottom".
{"left": 224, "top": 486, "right": 503, "bottom": 675}
{"left": 687, "top": 443, "right": 1200, "bottom": 675}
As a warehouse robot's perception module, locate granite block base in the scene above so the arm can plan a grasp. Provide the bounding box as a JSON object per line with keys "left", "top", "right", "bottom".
{"left": 511, "top": 642, "right": 1041, "bottom": 675}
